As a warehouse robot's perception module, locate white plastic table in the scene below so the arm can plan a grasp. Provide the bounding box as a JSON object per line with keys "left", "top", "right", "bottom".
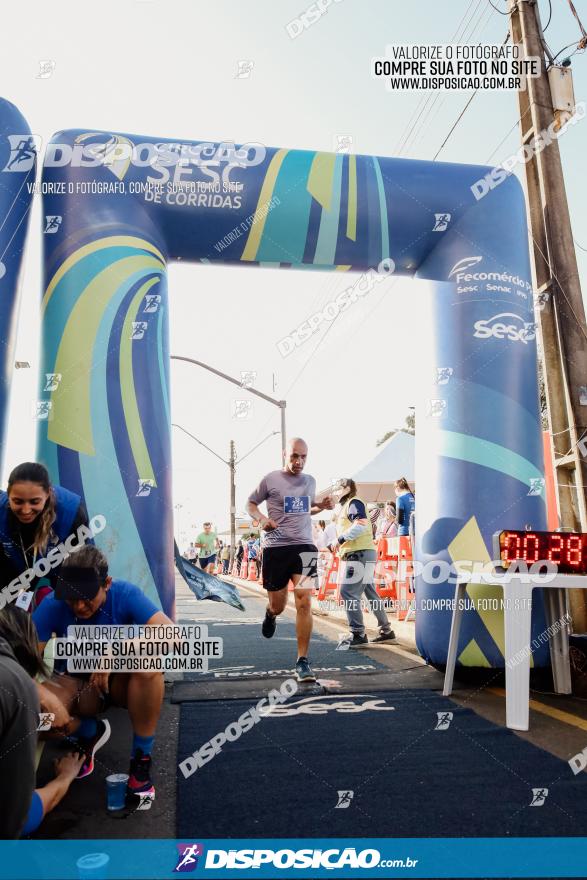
{"left": 442, "top": 571, "right": 587, "bottom": 730}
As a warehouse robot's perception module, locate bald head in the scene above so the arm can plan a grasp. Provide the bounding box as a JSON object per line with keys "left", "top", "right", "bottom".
{"left": 283, "top": 437, "right": 308, "bottom": 475}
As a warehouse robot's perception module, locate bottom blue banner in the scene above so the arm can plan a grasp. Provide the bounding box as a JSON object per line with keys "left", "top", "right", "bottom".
{"left": 0, "top": 838, "right": 586, "bottom": 879}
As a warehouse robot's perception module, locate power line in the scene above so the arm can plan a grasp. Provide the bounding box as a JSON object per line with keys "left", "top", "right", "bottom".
{"left": 433, "top": 92, "right": 479, "bottom": 160}
{"left": 486, "top": 0, "right": 510, "bottom": 15}
{"left": 530, "top": 230, "right": 587, "bottom": 346}
{"left": 402, "top": 2, "right": 498, "bottom": 158}
{"left": 542, "top": 0, "right": 553, "bottom": 32}
{"left": 395, "top": 0, "right": 488, "bottom": 156}
{"left": 551, "top": 40, "right": 585, "bottom": 62}
{"left": 432, "top": 31, "right": 510, "bottom": 160}
{"left": 484, "top": 105, "right": 532, "bottom": 163}
{"left": 263, "top": 1, "right": 495, "bottom": 427}
{"left": 563, "top": 0, "right": 587, "bottom": 44}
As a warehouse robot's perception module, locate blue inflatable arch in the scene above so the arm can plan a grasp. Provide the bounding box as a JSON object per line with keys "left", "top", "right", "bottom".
{"left": 0, "top": 97, "right": 548, "bottom": 667}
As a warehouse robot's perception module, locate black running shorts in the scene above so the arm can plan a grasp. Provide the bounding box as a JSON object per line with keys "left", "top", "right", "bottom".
{"left": 261, "top": 543, "right": 318, "bottom": 592}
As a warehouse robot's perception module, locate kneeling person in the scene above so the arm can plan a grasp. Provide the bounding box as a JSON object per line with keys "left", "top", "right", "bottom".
{"left": 32, "top": 545, "right": 172, "bottom": 803}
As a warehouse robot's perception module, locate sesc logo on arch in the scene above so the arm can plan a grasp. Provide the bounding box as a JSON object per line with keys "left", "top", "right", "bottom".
{"left": 473, "top": 312, "right": 536, "bottom": 344}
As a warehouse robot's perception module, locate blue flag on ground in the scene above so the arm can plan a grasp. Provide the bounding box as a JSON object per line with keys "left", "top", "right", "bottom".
{"left": 174, "top": 542, "right": 245, "bottom": 611}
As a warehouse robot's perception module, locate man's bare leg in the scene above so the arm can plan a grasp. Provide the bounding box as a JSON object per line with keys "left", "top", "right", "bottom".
{"left": 267, "top": 586, "right": 288, "bottom": 618}
{"left": 109, "top": 671, "right": 164, "bottom": 737}
{"left": 291, "top": 580, "right": 313, "bottom": 659}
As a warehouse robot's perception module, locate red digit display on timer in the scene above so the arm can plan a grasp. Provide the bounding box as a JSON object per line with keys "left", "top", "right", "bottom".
{"left": 567, "top": 535, "right": 582, "bottom": 567}
{"left": 548, "top": 533, "right": 563, "bottom": 564}
{"left": 494, "top": 530, "right": 587, "bottom": 574}
{"left": 523, "top": 533, "right": 540, "bottom": 563}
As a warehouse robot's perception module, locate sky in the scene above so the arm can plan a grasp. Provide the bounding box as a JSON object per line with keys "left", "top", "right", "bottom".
{"left": 1, "top": 0, "right": 585, "bottom": 546}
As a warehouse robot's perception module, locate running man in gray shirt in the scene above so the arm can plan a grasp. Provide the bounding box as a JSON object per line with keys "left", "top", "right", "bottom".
{"left": 247, "top": 437, "right": 333, "bottom": 682}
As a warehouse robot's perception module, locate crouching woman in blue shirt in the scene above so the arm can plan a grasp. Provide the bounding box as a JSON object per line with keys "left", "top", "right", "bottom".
{"left": 32, "top": 544, "right": 173, "bottom": 804}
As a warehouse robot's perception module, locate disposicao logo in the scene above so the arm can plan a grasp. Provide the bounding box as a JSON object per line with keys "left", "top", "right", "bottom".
{"left": 174, "top": 843, "right": 204, "bottom": 872}
{"left": 2, "top": 135, "right": 38, "bottom": 173}
{"left": 204, "top": 847, "right": 382, "bottom": 870}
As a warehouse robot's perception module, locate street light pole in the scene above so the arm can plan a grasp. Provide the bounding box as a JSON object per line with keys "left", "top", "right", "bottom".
{"left": 172, "top": 424, "right": 279, "bottom": 571}
{"left": 171, "top": 355, "right": 287, "bottom": 459}
{"left": 279, "top": 402, "right": 286, "bottom": 461}
{"left": 174, "top": 503, "right": 183, "bottom": 547}
{"left": 230, "top": 440, "right": 236, "bottom": 569}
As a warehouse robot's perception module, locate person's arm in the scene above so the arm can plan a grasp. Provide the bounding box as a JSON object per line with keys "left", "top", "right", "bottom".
{"left": 145, "top": 610, "right": 174, "bottom": 626}
{"left": 310, "top": 496, "right": 334, "bottom": 514}
{"left": 71, "top": 501, "right": 90, "bottom": 534}
{"left": 0, "top": 548, "right": 18, "bottom": 592}
{"left": 22, "top": 754, "right": 85, "bottom": 835}
{"left": 247, "top": 478, "right": 278, "bottom": 531}
{"left": 395, "top": 498, "right": 404, "bottom": 527}
{"left": 337, "top": 500, "right": 370, "bottom": 546}
{"left": 87, "top": 585, "right": 171, "bottom": 694}
{"left": 246, "top": 500, "right": 278, "bottom": 531}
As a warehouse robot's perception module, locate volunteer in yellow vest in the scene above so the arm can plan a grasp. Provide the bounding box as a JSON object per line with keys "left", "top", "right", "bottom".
{"left": 334, "top": 478, "right": 396, "bottom": 648}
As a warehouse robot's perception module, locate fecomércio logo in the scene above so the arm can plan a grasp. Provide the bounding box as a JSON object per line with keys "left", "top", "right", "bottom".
{"left": 174, "top": 843, "right": 204, "bottom": 872}
{"left": 473, "top": 312, "right": 536, "bottom": 344}
{"left": 448, "top": 255, "right": 483, "bottom": 278}
{"left": 448, "top": 255, "right": 532, "bottom": 297}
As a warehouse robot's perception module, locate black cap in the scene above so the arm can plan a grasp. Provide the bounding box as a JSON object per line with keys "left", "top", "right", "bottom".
{"left": 52, "top": 567, "right": 101, "bottom": 602}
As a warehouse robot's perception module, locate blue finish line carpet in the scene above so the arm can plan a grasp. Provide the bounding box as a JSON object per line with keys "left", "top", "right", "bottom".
{"left": 176, "top": 689, "right": 587, "bottom": 839}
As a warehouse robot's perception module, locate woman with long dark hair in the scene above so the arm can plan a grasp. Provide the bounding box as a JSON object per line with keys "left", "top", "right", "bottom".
{"left": 334, "top": 478, "right": 396, "bottom": 648}
{"left": 0, "top": 606, "right": 83, "bottom": 838}
{"left": 0, "top": 462, "right": 89, "bottom": 610}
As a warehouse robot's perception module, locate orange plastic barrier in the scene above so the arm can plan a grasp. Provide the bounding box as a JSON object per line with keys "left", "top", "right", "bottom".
{"left": 240, "top": 548, "right": 249, "bottom": 579}
{"left": 395, "top": 536, "right": 415, "bottom": 621}
{"left": 374, "top": 536, "right": 398, "bottom": 602}
{"left": 317, "top": 551, "right": 340, "bottom": 601}
{"left": 247, "top": 558, "right": 258, "bottom": 580}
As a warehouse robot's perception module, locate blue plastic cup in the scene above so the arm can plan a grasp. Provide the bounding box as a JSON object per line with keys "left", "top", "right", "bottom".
{"left": 105, "top": 773, "right": 128, "bottom": 811}
{"left": 76, "top": 852, "right": 110, "bottom": 879}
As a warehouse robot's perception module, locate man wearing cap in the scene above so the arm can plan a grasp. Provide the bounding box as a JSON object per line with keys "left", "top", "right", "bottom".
{"left": 32, "top": 544, "right": 172, "bottom": 804}
{"left": 333, "top": 478, "right": 396, "bottom": 648}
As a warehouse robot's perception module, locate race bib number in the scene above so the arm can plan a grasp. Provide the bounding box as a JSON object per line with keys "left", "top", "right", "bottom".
{"left": 284, "top": 495, "right": 310, "bottom": 514}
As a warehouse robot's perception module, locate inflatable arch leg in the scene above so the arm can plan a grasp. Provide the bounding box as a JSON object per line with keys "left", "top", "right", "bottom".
{"left": 0, "top": 99, "right": 36, "bottom": 459}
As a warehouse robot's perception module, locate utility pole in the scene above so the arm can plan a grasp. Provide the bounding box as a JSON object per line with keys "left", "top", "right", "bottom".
{"left": 509, "top": 0, "right": 587, "bottom": 629}
{"left": 172, "top": 424, "right": 278, "bottom": 572}
{"left": 171, "top": 355, "right": 287, "bottom": 460}
{"left": 229, "top": 440, "right": 236, "bottom": 569}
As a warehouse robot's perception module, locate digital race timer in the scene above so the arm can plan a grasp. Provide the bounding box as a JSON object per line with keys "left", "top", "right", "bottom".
{"left": 493, "top": 530, "right": 587, "bottom": 574}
